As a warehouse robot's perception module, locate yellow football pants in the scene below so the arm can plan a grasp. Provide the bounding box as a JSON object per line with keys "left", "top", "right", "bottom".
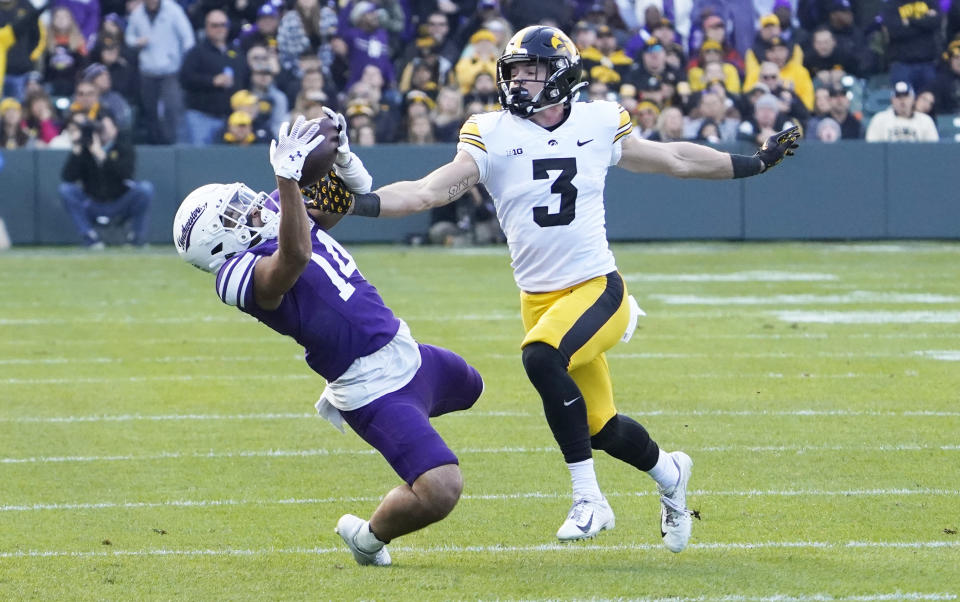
{"left": 520, "top": 271, "right": 630, "bottom": 435}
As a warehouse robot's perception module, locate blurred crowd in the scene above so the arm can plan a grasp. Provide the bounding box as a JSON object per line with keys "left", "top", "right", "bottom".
{"left": 0, "top": 0, "right": 958, "bottom": 151}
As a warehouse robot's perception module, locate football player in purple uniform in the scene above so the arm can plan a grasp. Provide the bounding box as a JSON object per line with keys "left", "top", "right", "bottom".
{"left": 172, "top": 116, "right": 484, "bottom": 567}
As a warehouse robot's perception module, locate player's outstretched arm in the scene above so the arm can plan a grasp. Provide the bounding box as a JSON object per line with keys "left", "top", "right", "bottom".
{"left": 254, "top": 117, "right": 325, "bottom": 310}
{"left": 617, "top": 126, "right": 800, "bottom": 180}
{"left": 375, "top": 151, "right": 481, "bottom": 217}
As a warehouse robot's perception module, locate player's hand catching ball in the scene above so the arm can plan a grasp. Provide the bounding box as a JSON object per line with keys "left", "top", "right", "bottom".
{"left": 269, "top": 115, "right": 326, "bottom": 181}
{"left": 321, "top": 106, "right": 351, "bottom": 167}
{"left": 755, "top": 125, "right": 801, "bottom": 173}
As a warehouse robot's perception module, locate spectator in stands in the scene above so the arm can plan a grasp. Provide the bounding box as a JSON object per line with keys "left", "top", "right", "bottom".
{"left": 0, "top": 96, "right": 29, "bottom": 147}
{"left": 823, "top": 0, "right": 878, "bottom": 74}
{"left": 408, "top": 11, "right": 459, "bottom": 65}
{"left": 738, "top": 91, "right": 800, "bottom": 143}
{"left": 399, "top": 38, "right": 453, "bottom": 98}
{"left": 236, "top": 2, "right": 281, "bottom": 54}
{"left": 772, "top": 0, "right": 808, "bottom": 49}
{"left": 633, "top": 100, "right": 660, "bottom": 138}
{"left": 406, "top": 114, "right": 435, "bottom": 144}
{"left": 865, "top": 81, "right": 939, "bottom": 141}
{"left": 744, "top": 12, "right": 804, "bottom": 79}
{"left": 21, "top": 89, "right": 60, "bottom": 145}
{"left": 452, "top": 1, "right": 501, "bottom": 59}
{"left": 685, "top": 89, "right": 739, "bottom": 140}
{"left": 463, "top": 70, "right": 499, "bottom": 112}
{"left": 628, "top": 37, "right": 682, "bottom": 91}
{"left": 220, "top": 109, "right": 258, "bottom": 145}
{"left": 649, "top": 105, "right": 685, "bottom": 141}
{"left": 803, "top": 26, "right": 858, "bottom": 82}
{"left": 914, "top": 88, "right": 937, "bottom": 118}
{"left": 826, "top": 84, "right": 862, "bottom": 138}
{"left": 814, "top": 116, "right": 842, "bottom": 141}
{"left": 90, "top": 32, "right": 138, "bottom": 112}
{"left": 931, "top": 40, "right": 960, "bottom": 114}
{"left": 81, "top": 62, "right": 132, "bottom": 132}
{"left": 248, "top": 63, "right": 287, "bottom": 137}
{"left": 180, "top": 9, "right": 246, "bottom": 146}
{"left": 431, "top": 85, "right": 463, "bottom": 143}
{"left": 277, "top": 0, "right": 325, "bottom": 72}
{"left": 354, "top": 122, "right": 375, "bottom": 145}
{"left": 649, "top": 18, "right": 688, "bottom": 74}
{"left": 125, "top": 0, "right": 195, "bottom": 144}
{"left": 43, "top": 6, "right": 88, "bottom": 99}
{"left": 454, "top": 28, "right": 498, "bottom": 94}
{"left": 186, "top": 0, "right": 258, "bottom": 40}
{"left": 882, "top": 0, "right": 942, "bottom": 92}
{"left": 581, "top": 24, "right": 634, "bottom": 86}
{"left": 68, "top": 78, "right": 108, "bottom": 121}
{"left": 59, "top": 113, "right": 153, "bottom": 248}
{"left": 0, "top": 0, "right": 44, "bottom": 101}
{"left": 51, "top": 0, "right": 99, "bottom": 47}
{"left": 687, "top": 39, "right": 741, "bottom": 93}
{"left": 695, "top": 14, "right": 744, "bottom": 73}
{"left": 755, "top": 60, "right": 811, "bottom": 123}
{"left": 341, "top": 1, "right": 395, "bottom": 89}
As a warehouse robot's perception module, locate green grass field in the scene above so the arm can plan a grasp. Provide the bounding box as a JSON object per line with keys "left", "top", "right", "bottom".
{"left": 1, "top": 242, "right": 959, "bottom": 601}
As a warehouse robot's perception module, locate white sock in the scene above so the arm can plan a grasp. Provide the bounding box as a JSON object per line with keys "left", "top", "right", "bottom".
{"left": 647, "top": 450, "right": 680, "bottom": 492}
{"left": 568, "top": 458, "right": 603, "bottom": 501}
{"left": 354, "top": 521, "right": 385, "bottom": 552}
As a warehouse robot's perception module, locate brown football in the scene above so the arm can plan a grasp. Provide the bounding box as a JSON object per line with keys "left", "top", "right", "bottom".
{"left": 297, "top": 117, "right": 341, "bottom": 187}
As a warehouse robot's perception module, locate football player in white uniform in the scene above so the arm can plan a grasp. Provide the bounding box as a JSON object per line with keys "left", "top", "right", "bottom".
{"left": 317, "top": 25, "right": 800, "bottom": 552}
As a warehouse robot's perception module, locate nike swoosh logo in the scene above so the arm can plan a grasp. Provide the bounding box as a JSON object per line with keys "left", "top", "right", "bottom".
{"left": 577, "top": 511, "right": 594, "bottom": 533}
{"left": 563, "top": 397, "right": 581, "bottom": 407}
{"left": 577, "top": 139, "right": 593, "bottom": 146}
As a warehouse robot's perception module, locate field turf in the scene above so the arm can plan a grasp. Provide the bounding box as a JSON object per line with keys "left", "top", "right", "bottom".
{"left": 1, "top": 242, "right": 958, "bottom": 601}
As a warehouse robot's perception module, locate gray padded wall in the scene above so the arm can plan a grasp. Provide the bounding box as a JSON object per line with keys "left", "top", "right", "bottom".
{"left": 1, "top": 142, "right": 958, "bottom": 245}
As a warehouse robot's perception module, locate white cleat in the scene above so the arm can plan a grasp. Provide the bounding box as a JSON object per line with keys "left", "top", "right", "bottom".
{"left": 335, "top": 514, "right": 391, "bottom": 566}
{"left": 556, "top": 497, "right": 615, "bottom": 541}
{"left": 658, "top": 451, "right": 694, "bottom": 553}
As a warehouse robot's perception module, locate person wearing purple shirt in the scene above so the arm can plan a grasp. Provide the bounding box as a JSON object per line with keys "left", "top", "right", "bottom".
{"left": 52, "top": 0, "right": 99, "bottom": 45}
{"left": 172, "top": 116, "right": 483, "bottom": 567}
{"left": 341, "top": 2, "right": 396, "bottom": 88}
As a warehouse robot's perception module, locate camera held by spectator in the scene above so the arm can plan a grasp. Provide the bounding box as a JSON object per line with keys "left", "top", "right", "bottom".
{"left": 59, "top": 114, "right": 155, "bottom": 248}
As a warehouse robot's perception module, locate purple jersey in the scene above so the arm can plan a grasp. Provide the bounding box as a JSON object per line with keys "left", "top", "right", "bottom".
{"left": 215, "top": 224, "right": 401, "bottom": 381}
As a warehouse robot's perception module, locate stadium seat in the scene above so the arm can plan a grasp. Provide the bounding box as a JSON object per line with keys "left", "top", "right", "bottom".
{"left": 935, "top": 114, "right": 960, "bottom": 142}
{"left": 862, "top": 87, "right": 892, "bottom": 117}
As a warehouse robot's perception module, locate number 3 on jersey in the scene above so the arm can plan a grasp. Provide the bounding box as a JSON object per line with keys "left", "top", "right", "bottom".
{"left": 532, "top": 157, "right": 577, "bottom": 227}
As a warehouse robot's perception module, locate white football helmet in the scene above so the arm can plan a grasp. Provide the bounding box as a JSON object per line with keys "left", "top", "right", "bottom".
{"left": 173, "top": 182, "right": 280, "bottom": 272}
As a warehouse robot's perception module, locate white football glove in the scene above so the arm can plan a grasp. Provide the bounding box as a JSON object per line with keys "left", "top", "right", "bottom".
{"left": 321, "top": 106, "right": 351, "bottom": 167}
{"left": 269, "top": 115, "right": 325, "bottom": 181}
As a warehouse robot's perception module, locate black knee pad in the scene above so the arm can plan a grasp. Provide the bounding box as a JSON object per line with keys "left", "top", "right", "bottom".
{"left": 522, "top": 342, "right": 566, "bottom": 381}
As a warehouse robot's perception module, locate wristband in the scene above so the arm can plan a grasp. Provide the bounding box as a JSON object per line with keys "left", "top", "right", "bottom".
{"left": 730, "top": 154, "right": 764, "bottom": 179}
{"left": 350, "top": 192, "right": 381, "bottom": 217}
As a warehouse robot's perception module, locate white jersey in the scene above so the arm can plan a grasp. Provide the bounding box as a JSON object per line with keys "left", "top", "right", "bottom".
{"left": 458, "top": 100, "right": 633, "bottom": 292}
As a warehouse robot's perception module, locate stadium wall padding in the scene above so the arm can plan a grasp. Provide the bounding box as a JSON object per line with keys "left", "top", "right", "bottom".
{"left": 0, "top": 141, "right": 957, "bottom": 245}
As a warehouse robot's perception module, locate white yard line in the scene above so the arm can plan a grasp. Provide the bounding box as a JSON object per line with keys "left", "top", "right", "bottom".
{"left": 3, "top": 444, "right": 959, "bottom": 465}
{"left": 5, "top": 408, "right": 958, "bottom": 424}
{"left": 0, "top": 542, "right": 957, "bottom": 561}
{"left": 650, "top": 292, "right": 960, "bottom": 305}
{"left": 3, "top": 489, "right": 959, "bottom": 513}
{"left": 623, "top": 272, "right": 839, "bottom": 282}
{"left": 772, "top": 311, "right": 960, "bottom": 324}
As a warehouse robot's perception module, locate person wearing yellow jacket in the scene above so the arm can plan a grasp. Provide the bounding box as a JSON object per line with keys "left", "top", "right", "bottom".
{"left": 743, "top": 37, "right": 814, "bottom": 110}
{"left": 0, "top": 0, "right": 46, "bottom": 99}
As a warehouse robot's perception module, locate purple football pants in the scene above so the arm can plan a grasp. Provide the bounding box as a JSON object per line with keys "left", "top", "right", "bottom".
{"left": 340, "top": 344, "right": 483, "bottom": 485}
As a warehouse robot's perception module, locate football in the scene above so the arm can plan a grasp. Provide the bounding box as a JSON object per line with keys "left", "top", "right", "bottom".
{"left": 297, "top": 116, "right": 341, "bottom": 188}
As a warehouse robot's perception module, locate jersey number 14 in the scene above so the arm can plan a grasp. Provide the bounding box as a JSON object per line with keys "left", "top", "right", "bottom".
{"left": 532, "top": 157, "right": 577, "bottom": 228}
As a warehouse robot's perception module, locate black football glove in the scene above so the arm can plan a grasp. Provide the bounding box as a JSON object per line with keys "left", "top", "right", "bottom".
{"left": 301, "top": 170, "right": 354, "bottom": 214}
{"left": 756, "top": 125, "right": 801, "bottom": 173}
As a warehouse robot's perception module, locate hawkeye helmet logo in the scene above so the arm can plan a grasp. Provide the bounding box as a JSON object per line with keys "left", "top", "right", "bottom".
{"left": 177, "top": 203, "right": 207, "bottom": 252}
